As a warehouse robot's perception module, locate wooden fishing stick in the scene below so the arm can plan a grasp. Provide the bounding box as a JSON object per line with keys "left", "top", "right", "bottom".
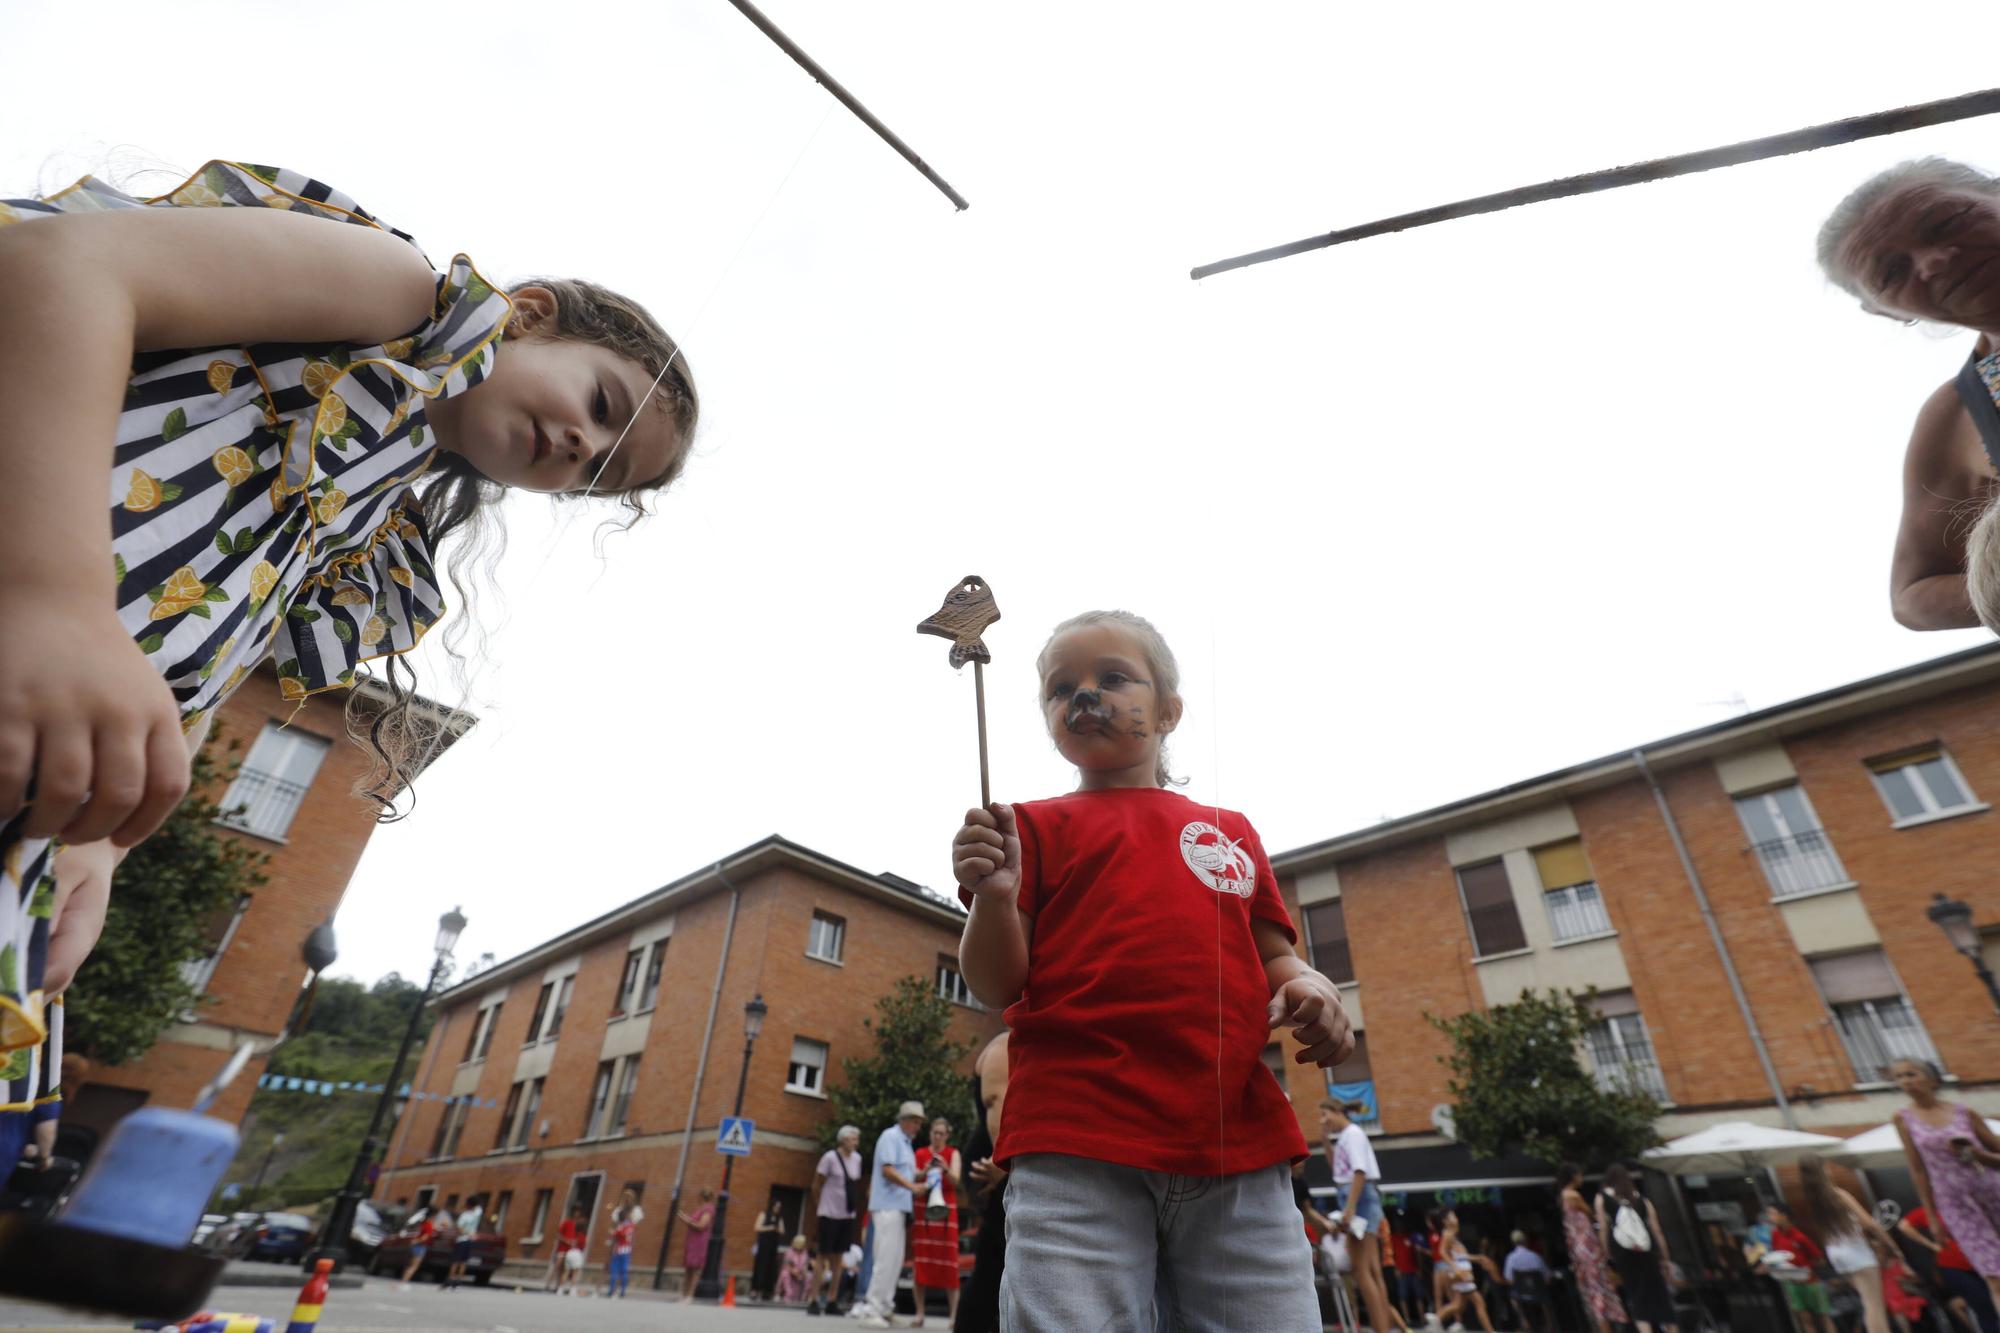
{"left": 917, "top": 575, "right": 1001, "bottom": 806}
{"left": 1191, "top": 85, "right": 2000, "bottom": 280}
{"left": 723, "top": 0, "right": 970, "bottom": 212}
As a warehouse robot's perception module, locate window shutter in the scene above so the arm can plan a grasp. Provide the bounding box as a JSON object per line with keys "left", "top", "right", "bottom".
{"left": 1533, "top": 839, "right": 1593, "bottom": 891}
{"left": 1591, "top": 989, "right": 1640, "bottom": 1019}
{"left": 1810, "top": 951, "right": 1900, "bottom": 1005}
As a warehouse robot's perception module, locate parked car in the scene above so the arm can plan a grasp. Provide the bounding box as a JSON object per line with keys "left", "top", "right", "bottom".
{"left": 247, "top": 1211, "right": 317, "bottom": 1263}
{"left": 367, "top": 1216, "right": 504, "bottom": 1285}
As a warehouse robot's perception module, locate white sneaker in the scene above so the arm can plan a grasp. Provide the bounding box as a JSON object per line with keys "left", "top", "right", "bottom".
{"left": 856, "top": 1318, "right": 892, "bottom": 1330}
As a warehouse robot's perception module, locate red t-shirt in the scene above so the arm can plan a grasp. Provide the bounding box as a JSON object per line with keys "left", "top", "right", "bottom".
{"left": 963, "top": 788, "right": 1306, "bottom": 1176}
{"left": 1391, "top": 1230, "right": 1419, "bottom": 1274}
{"left": 1905, "top": 1207, "right": 1973, "bottom": 1271}
{"left": 557, "top": 1217, "right": 584, "bottom": 1254}
{"left": 1770, "top": 1224, "right": 1825, "bottom": 1269}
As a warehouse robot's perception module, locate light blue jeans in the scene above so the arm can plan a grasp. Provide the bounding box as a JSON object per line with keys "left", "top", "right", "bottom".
{"left": 1001, "top": 1153, "right": 1320, "bottom": 1333}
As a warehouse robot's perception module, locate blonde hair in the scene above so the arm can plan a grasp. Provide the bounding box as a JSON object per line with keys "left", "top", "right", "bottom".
{"left": 1036, "top": 609, "right": 1185, "bottom": 787}
{"left": 1970, "top": 497, "right": 2000, "bottom": 634}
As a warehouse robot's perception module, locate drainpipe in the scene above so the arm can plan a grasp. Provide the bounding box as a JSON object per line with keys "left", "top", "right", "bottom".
{"left": 653, "top": 860, "right": 741, "bottom": 1290}
{"left": 1633, "top": 749, "right": 1797, "bottom": 1129}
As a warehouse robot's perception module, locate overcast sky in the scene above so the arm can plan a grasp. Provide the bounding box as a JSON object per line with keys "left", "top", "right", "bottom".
{"left": 7, "top": 2, "right": 1995, "bottom": 987}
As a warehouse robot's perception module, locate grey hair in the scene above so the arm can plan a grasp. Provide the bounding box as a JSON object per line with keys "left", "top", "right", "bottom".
{"left": 1817, "top": 157, "right": 2000, "bottom": 307}
{"left": 1970, "top": 498, "right": 2000, "bottom": 636}
{"left": 837, "top": 1124, "right": 861, "bottom": 1142}
{"left": 1036, "top": 609, "right": 1186, "bottom": 787}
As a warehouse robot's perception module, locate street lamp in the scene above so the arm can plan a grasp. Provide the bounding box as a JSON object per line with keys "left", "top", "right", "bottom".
{"left": 695, "top": 994, "right": 768, "bottom": 1300}
{"left": 304, "top": 906, "right": 466, "bottom": 1271}
{"left": 1927, "top": 893, "right": 2000, "bottom": 1016}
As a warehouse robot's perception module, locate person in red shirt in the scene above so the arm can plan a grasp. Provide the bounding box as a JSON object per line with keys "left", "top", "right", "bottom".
{"left": 953, "top": 610, "right": 1354, "bottom": 1332}
{"left": 1766, "top": 1203, "right": 1834, "bottom": 1333}
{"left": 1901, "top": 1205, "right": 1999, "bottom": 1333}
{"left": 400, "top": 1210, "right": 437, "bottom": 1287}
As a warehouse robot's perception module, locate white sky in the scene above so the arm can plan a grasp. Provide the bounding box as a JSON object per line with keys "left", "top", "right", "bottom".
{"left": 6, "top": 1, "right": 1995, "bottom": 986}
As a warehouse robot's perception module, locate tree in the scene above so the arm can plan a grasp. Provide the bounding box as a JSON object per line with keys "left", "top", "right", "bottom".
{"left": 1426, "top": 988, "right": 1660, "bottom": 1169}
{"left": 66, "top": 733, "right": 269, "bottom": 1064}
{"left": 822, "top": 975, "right": 976, "bottom": 1160}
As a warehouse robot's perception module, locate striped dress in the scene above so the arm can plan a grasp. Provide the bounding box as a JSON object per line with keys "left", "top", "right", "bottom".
{"left": 0, "top": 161, "right": 512, "bottom": 1073}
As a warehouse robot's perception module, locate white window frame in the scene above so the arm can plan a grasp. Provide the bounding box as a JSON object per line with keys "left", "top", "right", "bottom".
{"left": 1586, "top": 1011, "right": 1668, "bottom": 1102}
{"left": 583, "top": 1061, "right": 616, "bottom": 1140}
{"left": 637, "top": 940, "right": 667, "bottom": 1012}
{"left": 936, "top": 958, "right": 979, "bottom": 1009}
{"left": 807, "top": 911, "right": 846, "bottom": 964}
{"left": 512, "top": 1077, "right": 544, "bottom": 1149}
{"left": 1870, "top": 749, "right": 1985, "bottom": 826}
{"left": 608, "top": 1057, "right": 640, "bottom": 1137}
{"left": 542, "top": 975, "right": 574, "bottom": 1041}
{"left": 525, "top": 1188, "right": 553, "bottom": 1244}
{"left": 179, "top": 894, "right": 253, "bottom": 998}
{"left": 787, "top": 1037, "right": 829, "bottom": 1096}
{"left": 1543, "top": 880, "right": 1614, "bottom": 943}
{"left": 612, "top": 948, "right": 643, "bottom": 1016}
{"left": 1828, "top": 995, "right": 1944, "bottom": 1085}
{"left": 216, "top": 722, "right": 332, "bottom": 842}
{"left": 1735, "top": 785, "right": 1850, "bottom": 898}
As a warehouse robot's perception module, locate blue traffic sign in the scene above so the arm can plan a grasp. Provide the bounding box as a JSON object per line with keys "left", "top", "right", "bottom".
{"left": 716, "top": 1115, "right": 755, "bottom": 1156}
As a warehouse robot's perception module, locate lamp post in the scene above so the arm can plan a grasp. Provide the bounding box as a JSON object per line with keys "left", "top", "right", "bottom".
{"left": 304, "top": 905, "right": 466, "bottom": 1271}
{"left": 1927, "top": 893, "right": 2000, "bottom": 1017}
{"left": 695, "top": 994, "right": 767, "bottom": 1300}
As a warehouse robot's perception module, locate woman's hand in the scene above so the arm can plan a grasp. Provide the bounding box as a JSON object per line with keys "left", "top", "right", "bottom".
{"left": 44, "top": 838, "right": 122, "bottom": 993}
{"left": 0, "top": 597, "right": 188, "bottom": 847}
{"left": 953, "top": 805, "right": 1020, "bottom": 898}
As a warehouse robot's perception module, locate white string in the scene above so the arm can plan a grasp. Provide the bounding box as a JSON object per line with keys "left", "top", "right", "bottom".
{"left": 392, "top": 105, "right": 836, "bottom": 798}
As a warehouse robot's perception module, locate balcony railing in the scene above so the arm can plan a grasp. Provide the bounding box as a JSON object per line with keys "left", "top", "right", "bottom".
{"left": 1593, "top": 1057, "right": 1669, "bottom": 1102}
{"left": 217, "top": 768, "right": 311, "bottom": 841}
{"left": 1546, "top": 882, "right": 1613, "bottom": 942}
{"left": 1750, "top": 829, "right": 1848, "bottom": 899}
{"left": 1832, "top": 999, "right": 1942, "bottom": 1084}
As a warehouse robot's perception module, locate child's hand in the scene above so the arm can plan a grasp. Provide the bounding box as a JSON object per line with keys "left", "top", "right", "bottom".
{"left": 0, "top": 598, "right": 189, "bottom": 847}
{"left": 1268, "top": 972, "right": 1354, "bottom": 1067}
{"left": 44, "top": 839, "right": 121, "bottom": 993}
{"left": 952, "top": 804, "right": 1020, "bottom": 899}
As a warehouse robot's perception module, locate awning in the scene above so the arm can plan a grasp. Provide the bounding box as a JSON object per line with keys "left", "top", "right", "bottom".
{"left": 1302, "top": 1141, "right": 1558, "bottom": 1198}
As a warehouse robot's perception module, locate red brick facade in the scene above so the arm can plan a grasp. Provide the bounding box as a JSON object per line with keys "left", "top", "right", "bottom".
{"left": 378, "top": 841, "right": 1001, "bottom": 1289}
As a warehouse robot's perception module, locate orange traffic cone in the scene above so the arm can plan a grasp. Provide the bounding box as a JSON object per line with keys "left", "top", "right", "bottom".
{"left": 721, "top": 1275, "right": 737, "bottom": 1308}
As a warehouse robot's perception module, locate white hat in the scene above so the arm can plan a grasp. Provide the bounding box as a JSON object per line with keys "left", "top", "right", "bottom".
{"left": 897, "top": 1101, "right": 926, "bottom": 1121}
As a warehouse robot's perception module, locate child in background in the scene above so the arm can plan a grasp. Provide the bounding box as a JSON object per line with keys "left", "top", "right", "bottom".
{"left": 952, "top": 609, "right": 1353, "bottom": 1331}
{"left": 0, "top": 159, "right": 698, "bottom": 1164}
{"left": 605, "top": 1189, "right": 644, "bottom": 1298}
{"left": 777, "top": 1235, "right": 813, "bottom": 1303}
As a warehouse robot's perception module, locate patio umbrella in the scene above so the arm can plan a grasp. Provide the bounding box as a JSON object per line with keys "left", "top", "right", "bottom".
{"left": 1826, "top": 1120, "right": 2000, "bottom": 1171}
{"left": 1641, "top": 1121, "right": 1847, "bottom": 1175}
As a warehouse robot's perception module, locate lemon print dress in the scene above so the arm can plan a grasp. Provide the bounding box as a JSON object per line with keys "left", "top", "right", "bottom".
{"left": 0, "top": 161, "right": 512, "bottom": 1079}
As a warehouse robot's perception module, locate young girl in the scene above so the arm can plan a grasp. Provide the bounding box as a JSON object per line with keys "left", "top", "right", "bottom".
{"left": 1797, "top": 1154, "right": 1898, "bottom": 1333}
{"left": 1320, "top": 1097, "right": 1393, "bottom": 1333}
{"left": 1433, "top": 1212, "right": 1496, "bottom": 1333}
{"left": 0, "top": 160, "right": 698, "bottom": 1152}
{"left": 951, "top": 608, "right": 1351, "bottom": 1331}
{"left": 776, "top": 1234, "right": 813, "bottom": 1303}
{"left": 605, "top": 1188, "right": 644, "bottom": 1298}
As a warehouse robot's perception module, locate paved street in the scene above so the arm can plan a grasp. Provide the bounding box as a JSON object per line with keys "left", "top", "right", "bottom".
{"left": 0, "top": 1278, "right": 842, "bottom": 1333}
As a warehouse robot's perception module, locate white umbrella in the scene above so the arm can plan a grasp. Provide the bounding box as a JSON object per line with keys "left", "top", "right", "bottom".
{"left": 1826, "top": 1120, "right": 2000, "bottom": 1171}
{"left": 1641, "top": 1120, "right": 1847, "bottom": 1175}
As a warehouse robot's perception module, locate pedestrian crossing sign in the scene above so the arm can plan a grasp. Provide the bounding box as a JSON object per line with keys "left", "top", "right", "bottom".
{"left": 716, "top": 1115, "right": 755, "bottom": 1156}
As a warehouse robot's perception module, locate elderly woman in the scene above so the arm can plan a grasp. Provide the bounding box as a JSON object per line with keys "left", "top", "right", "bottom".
{"left": 1817, "top": 157, "right": 2000, "bottom": 633}
{"left": 808, "top": 1124, "right": 866, "bottom": 1315}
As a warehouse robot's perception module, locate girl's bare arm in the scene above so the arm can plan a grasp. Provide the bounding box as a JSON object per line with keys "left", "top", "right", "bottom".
{"left": 0, "top": 208, "right": 433, "bottom": 846}
{"left": 954, "top": 805, "right": 1029, "bottom": 1007}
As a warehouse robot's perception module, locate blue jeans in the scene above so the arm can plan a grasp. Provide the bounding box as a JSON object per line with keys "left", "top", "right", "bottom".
{"left": 1336, "top": 1179, "right": 1385, "bottom": 1236}
{"left": 606, "top": 1250, "right": 631, "bottom": 1295}
{"left": 1002, "top": 1153, "right": 1320, "bottom": 1332}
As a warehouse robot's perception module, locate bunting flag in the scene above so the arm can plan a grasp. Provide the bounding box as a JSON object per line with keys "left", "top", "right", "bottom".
{"left": 252, "top": 1074, "right": 498, "bottom": 1108}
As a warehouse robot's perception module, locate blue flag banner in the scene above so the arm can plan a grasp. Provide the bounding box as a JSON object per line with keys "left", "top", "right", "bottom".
{"left": 1327, "top": 1078, "right": 1379, "bottom": 1126}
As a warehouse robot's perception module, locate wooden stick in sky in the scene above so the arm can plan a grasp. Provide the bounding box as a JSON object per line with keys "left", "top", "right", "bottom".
{"left": 723, "top": 0, "right": 970, "bottom": 212}
{"left": 917, "top": 576, "right": 1002, "bottom": 806}
{"left": 1191, "top": 86, "right": 2000, "bottom": 280}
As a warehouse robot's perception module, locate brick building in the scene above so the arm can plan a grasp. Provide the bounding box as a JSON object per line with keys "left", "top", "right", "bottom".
{"left": 377, "top": 836, "right": 1002, "bottom": 1290}
{"left": 1268, "top": 642, "right": 2000, "bottom": 1262}
{"left": 65, "top": 665, "right": 472, "bottom": 1138}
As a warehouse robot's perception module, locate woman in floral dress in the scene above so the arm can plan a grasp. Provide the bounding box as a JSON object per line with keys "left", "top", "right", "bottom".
{"left": 1558, "top": 1163, "right": 1626, "bottom": 1333}
{"left": 1894, "top": 1059, "right": 2000, "bottom": 1306}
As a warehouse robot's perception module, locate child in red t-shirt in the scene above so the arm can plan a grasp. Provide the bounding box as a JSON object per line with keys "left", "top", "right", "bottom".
{"left": 953, "top": 609, "right": 1354, "bottom": 1332}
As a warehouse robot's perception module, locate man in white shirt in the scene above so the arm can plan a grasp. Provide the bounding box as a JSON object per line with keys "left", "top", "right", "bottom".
{"left": 444, "top": 1196, "right": 485, "bottom": 1291}
{"left": 853, "top": 1102, "right": 925, "bottom": 1329}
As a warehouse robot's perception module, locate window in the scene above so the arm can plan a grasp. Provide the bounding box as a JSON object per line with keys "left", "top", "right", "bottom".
{"left": 544, "top": 976, "right": 574, "bottom": 1040}
{"left": 1304, "top": 899, "right": 1355, "bottom": 985}
{"left": 217, "top": 722, "right": 331, "bottom": 841}
{"left": 1810, "top": 951, "right": 1943, "bottom": 1083}
{"left": 637, "top": 940, "right": 667, "bottom": 1011}
{"left": 510, "top": 1077, "right": 545, "bottom": 1149}
{"left": 1456, "top": 861, "right": 1527, "bottom": 957}
{"left": 495, "top": 1082, "right": 524, "bottom": 1152}
{"left": 787, "top": 1037, "right": 829, "bottom": 1095}
{"left": 492, "top": 1190, "right": 513, "bottom": 1233}
{"left": 1534, "top": 840, "right": 1612, "bottom": 942}
{"left": 1870, "top": 748, "right": 1982, "bottom": 824}
{"left": 461, "top": 1010, "right": 482, "bottom": 1062}
{"left": 1585, "top": 992, "right": 1668, "bottom": 1100}
{"left": 462, "top": 1005, "right": 500, "bottom": 1063}
{"left": 429, "top": 1101, "right": 456, "bottom": 1158}
{"left": 527, "top": 1188, "right": 553, "bottom": 1242}
{"left": 609, "top": 1058, "right": 641, "bottom": 1137}
{"left": 585, "top": 1061, "right": 616, "bottom": 1139}
{"left": 1327, "top": 1032, "right": 1379, "bottom": 1128}
{"left": 414, "top": 1186, "right": 436, "bottom": 1215}
{"left": 808, "top": 912, "right": 845, "bottom": 963}
{"left": 1734, "top": 785, "right": 1848, "bottom": 898}
{"left": 613, "top": 949, "right": 643, "bottom": 1015}
{"left": 525, "top": 982, "right": 553, "bottom": 1045}
{"left": 936, "top": 957, "right": 977, "bottom": 1008}
{"left": 179, "top": 894, "right": 252, "bottom": 997}
{"left": 442, "top": 1101, "right": 468, "bottom": 1157}
{"left": 475, "top": 1003, "right": 501, "bottom": 1059}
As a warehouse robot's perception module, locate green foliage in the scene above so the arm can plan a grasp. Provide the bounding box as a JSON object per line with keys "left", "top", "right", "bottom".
{"left": 221, "top": 975, "right": 437, "bottom": 1211}
{"left": 821, "top": 975, "right": 976, "bottom": 1160}
{"left": 1426, "top": 988, "right": 1660, "bottom": 1169}
{"left": 67, "top": 734, "right": 268, "bottom": 1064}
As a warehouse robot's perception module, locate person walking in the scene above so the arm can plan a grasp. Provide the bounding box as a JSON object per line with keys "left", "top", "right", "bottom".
{"left": 1434, "top": 1210, "right": 1496, "bottom": 1333}
{"left": 443, "top": 1196, "right": 483, "bottom": 1291}
{"left": 1321, "top": 1098, "right": 1393, "bottom": 1333}
{"left": 1895, "top": 1058, "right": 2000, "bottom": 1312}
{"left": 752, "top": 1198, "right": 786, "bottom": 1302}
{"left": 400, "top": 1208, "right": 437, "bottom": 1288}
{"left": 1766, "top": 1202, "right": 1834, "bottom": 1333}
{"left": 604, "top": 1188, "right": 643, "bottom": 1298}
{"left": 911, "top": 1116, "right": 963, "bottom": 1328}
{"left": 1558, "top": 1164, "right": 1627, "bottom": 1333}
{"left": 1798, "top": 1154, "right": 1899, "bottom": 1333}
{"left": 855, "top": 1103, "right": 925, "bottom": 1329}
{"left": 677, "top": 1188, "right": 715, "bottom": 1303}
{"left": 809, "top": 1125, "right": 865, "bottom": 1315}
{"left": 1596, "top": 1164, "right": 1677, "bottom": 1333}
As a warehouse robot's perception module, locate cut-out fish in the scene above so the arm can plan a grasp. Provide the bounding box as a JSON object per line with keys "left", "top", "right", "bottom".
{"left": 917, "top": 575, "right": 1001, "bottom": 669}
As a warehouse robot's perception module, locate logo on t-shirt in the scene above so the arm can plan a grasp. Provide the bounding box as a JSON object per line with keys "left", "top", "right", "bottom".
{"left": 1179, "top": 822, "right": 1254, "bottom": 897}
